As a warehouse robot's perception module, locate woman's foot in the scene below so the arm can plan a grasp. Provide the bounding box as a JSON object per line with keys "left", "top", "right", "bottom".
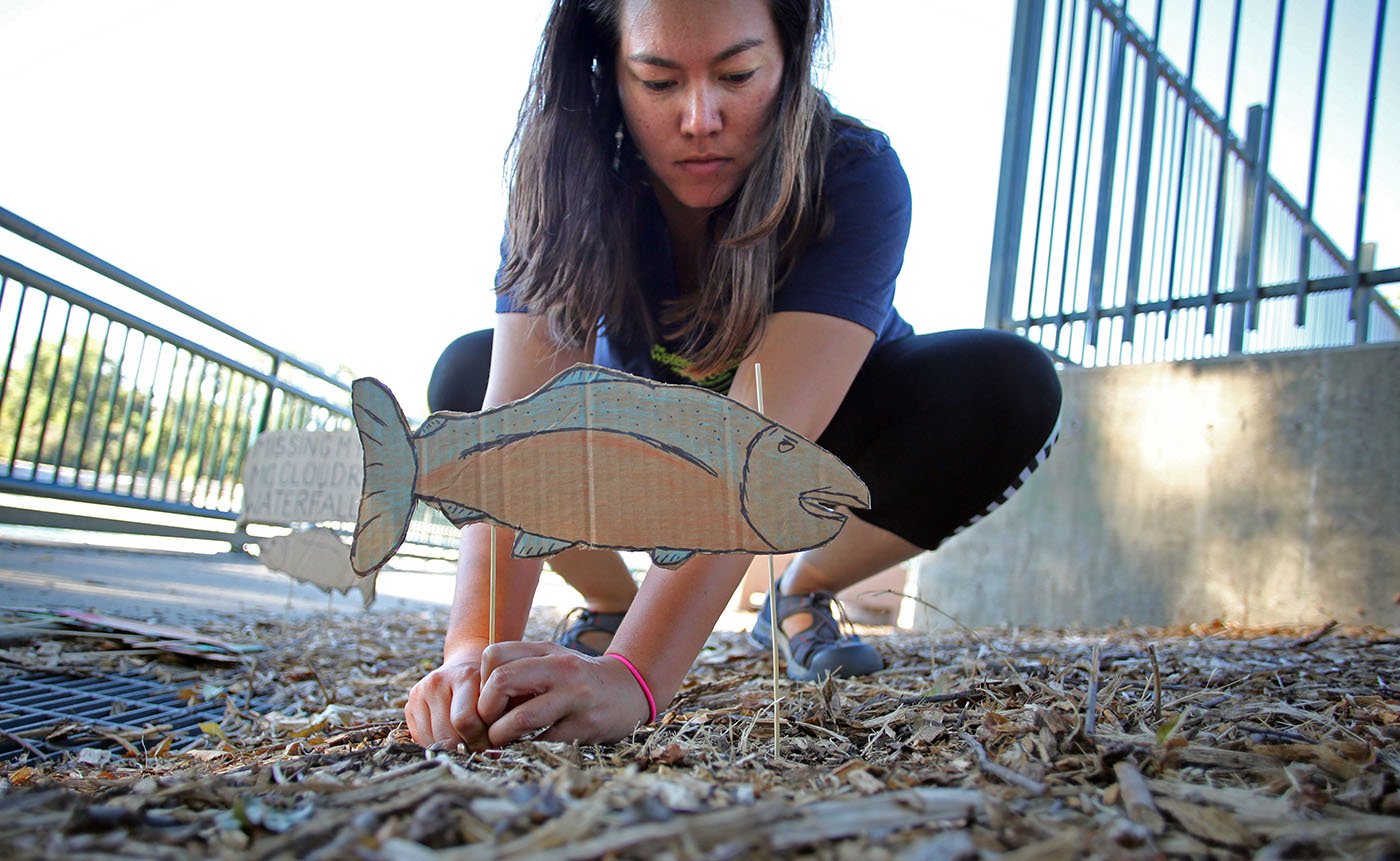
{"left": 554, "top": 607, "right": 627, "bottom": 657}
{"left": 749, "top": 584, "right": 884, "bottom": 681}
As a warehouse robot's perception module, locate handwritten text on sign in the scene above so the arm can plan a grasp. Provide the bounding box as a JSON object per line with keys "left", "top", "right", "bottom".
{"left": 241, "top": 431, "right": 363, "bottom": 523}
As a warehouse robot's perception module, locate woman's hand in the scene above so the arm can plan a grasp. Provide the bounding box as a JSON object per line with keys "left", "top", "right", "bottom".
{"left": 477, "top": 642, "right": 651, "bottom": 747}
{"left": 405, "top": 653, "right": 491, "bottom": 750}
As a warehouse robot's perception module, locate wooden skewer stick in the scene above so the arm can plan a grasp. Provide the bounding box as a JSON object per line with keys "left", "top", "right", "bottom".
{"left": 489, "top": 524, "right": 497, "bottom": 646}
{"left": 754, "top": 362, "right": 780, "bottom": 758}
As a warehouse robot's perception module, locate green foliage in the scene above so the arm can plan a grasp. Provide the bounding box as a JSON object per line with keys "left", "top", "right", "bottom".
{"left": 0, "top": 338, "right": 154, "bottom": 474}
{"left": 0, "top": 338, "right": 258, "bottom": 499}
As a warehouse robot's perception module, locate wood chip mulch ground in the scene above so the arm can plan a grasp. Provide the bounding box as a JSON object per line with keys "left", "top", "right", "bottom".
{"left": 0, "top": 608, "right": 1397, "bottom": 860}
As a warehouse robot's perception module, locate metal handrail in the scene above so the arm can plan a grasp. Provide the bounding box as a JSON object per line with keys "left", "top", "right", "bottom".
{"left": 0, "top": 208, "right": 457, "bottom": 551}
{"left": 0, "top": 256, "right": 344, "bottom": 416}
{"left": 0, "top": 207, "right": 341, "bottom": 390}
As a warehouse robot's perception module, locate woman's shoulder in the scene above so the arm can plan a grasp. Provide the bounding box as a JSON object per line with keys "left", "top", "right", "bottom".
{"left": 821, "top": 116, "right": 908, "bottom": 204}
{"left": 826, "top": 117, "right": 896, "bottom": 168}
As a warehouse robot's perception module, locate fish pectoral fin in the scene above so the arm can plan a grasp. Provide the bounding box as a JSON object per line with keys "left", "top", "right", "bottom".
{"left": 511, "top": 531, "right": 577, "bottom": 559}
{"left": 436, "top": 501, "right": 487, "bottom": 528}
{"left": 649, "top": 548, "right": 695, "bottom": 569}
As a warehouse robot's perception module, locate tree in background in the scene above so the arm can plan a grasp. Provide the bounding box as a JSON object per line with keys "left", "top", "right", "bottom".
{"left": 0, "top": 337, "right": 157, "bottom": 483}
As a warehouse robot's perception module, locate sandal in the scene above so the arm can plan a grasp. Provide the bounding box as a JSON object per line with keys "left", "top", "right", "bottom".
{"left": 553, "top": 607, "right": 627, "bottom": 657}
{"left": 749, "top": 581, "right": 884, "bottom": 681}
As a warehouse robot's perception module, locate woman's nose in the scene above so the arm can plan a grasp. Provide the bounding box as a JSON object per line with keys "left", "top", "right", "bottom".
{"left": 681, "top": 84, "right": 722, "bottom": 138}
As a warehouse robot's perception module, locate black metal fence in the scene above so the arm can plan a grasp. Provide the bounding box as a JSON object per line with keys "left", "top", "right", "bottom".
{"left": 989, "top": 0, "right": 1400, "bottom": 365}
{"left": 0, "top": 207, "right": 453, "bottom": 550}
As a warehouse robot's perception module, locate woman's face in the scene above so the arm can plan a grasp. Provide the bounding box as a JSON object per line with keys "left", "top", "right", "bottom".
{"left": 615, "top": 0, "right": 785, "bottom": 213}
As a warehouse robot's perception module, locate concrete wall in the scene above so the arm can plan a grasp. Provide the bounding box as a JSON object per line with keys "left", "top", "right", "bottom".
{"left": 914, "top": 342, "right": 1399, "bottom": 630}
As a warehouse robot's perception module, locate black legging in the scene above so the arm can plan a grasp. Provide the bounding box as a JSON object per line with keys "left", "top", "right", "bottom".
{"left": 427, "top": 328, "right": 1062, "bottom": 550}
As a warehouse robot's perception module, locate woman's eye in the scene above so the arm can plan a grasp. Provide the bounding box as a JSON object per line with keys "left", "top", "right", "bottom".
{"left": 641, "top": 80, "right": 676, "bottom": 92}
{"left": 723, "top": 70, "right": 757, "bottom": 85}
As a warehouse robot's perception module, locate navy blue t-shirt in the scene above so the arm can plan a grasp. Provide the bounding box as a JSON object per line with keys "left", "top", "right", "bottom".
{"left": 497, "top": 122, "right": 913, "bottom": 391}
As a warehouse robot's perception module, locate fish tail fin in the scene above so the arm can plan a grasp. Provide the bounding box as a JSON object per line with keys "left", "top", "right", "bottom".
{"left": 350, "top": 378, "right": 418, "bottom": 575}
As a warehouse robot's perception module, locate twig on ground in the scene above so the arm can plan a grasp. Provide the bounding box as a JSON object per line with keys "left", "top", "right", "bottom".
{"left": 958, "top": 732, "right": 1047, "bottom": 796}
{"left": 0, "top": 726, "right": 46, "bottom": 760}
{"left": 1085, "top": 643, "right": 1101, "bottom": 737}
{"left": 1292, "top": 619, "right": 1338, "bottom": 648}
{"left": 1148, "top": 644, "right": 1162, "bottom": 722}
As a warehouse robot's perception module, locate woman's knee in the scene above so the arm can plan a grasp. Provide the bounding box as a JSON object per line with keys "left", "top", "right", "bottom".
{"left": 980, "top": 330, "right": 1062, "bottom": 429}
{"left": 427, "top": 329, "right": 494, "bottom": 413}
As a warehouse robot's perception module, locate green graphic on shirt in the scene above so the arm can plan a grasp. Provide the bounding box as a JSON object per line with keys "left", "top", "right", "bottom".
{"left": 650, "top": 344, "right": 737, "bottom": 392}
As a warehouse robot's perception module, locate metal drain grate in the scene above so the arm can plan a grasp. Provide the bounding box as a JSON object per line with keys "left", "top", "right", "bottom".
{"left": 0, "top": 671, "right": 263, "bottom": 761}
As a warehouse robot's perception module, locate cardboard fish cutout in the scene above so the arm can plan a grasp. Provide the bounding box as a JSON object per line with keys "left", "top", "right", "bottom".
{"left": 349, "top": 363, "right": 870, "bottom": 575}
{"left": 256, "top": 527, "right": 378, "bottom": 608}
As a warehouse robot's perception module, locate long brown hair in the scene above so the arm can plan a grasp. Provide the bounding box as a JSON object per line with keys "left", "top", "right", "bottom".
{"left": 498, "top": 0, "right": 834, "bottom": 378}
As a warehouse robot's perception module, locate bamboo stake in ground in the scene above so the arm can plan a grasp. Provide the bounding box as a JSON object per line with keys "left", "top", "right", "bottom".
{"left": 754, "top": 362, "right": 780, "bottom": 757}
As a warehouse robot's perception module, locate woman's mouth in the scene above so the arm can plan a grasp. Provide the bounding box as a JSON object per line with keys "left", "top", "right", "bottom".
{"left": 676, "top": 157, "right": 731, "bottom": 177}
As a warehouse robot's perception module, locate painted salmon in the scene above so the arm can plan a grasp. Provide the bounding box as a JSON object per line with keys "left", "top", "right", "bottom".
{"left": 349, "top": 363, "right": 870, "bottom": 575}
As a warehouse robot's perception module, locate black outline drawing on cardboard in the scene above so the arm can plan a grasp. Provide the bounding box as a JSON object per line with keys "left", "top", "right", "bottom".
{"left": 349, "top": 364, "right": 870, "bottom": 575}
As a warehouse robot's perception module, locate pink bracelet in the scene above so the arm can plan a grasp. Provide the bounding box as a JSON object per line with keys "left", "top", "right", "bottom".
{"left": 605, "top": 653, "right": 657, "bottom": 723}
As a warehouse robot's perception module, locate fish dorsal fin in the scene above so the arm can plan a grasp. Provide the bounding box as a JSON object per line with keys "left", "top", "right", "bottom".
{"left": 650, "top": 548, "right": 695, "bottom": 569}
{"left": 435, "top": 501, "right": 486, "bottom": 528}
{"left": 546, "top": 364, "right": 635, "bottom": 390}
{"left": 512, "top": 531, "right": 577, "bottom": 559}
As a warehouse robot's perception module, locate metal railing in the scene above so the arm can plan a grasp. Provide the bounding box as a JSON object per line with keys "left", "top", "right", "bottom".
{"left": 0, "top": 207, "right": 454, "bottom": 550}
{"left": 988, "top": 0, "right": 1399, "bottom": 365}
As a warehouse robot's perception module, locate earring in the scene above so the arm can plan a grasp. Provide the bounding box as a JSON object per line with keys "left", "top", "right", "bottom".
{"left": 613, "top": 123, "right": 625, "bottom": 172}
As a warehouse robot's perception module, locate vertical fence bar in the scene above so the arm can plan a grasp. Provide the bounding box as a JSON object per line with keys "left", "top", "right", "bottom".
{"left": 1121, "top": 0, "right": 1165, "bottom": 345}
{"left": 1296, "top": 0, "right": 1335, "bottom": 326}
{"left": 93, "top": 325, "right": 133, "bottom": 488}
{"left": 185, "top": 362, "right": 217, "bottom": 504}
{"left": 112, "top": 335, "right": 153, "bottom": 495}
{"left": 11, "top": 293, "right": 54, "bottom": 473}
{"left": 0, "top": 279, "right": 25, "bottom": 468}
{"left": 1113, "top": 52, "right": 1142, "bottom": 323}
{"left": 1043, "top": 0, "right": 1083, "bottom": 351}
{"left": 224, "top": 379, "right": 263, "bottom": 505}
{"left": 164, "top": 354, "right": 200, "bottom": 502}
{"left": 987, "top": 0, "right": 1049, "bottom": 330}
{"left": 1087, "top": 20, "right": 1128, "bottom": 348}
{"left": 1164, "top": 0, "right": 1202, "bottom": 331}
{"left": 1205, "top": 0, "right": 1245, "bottom": 336}
{"left": 256, "top": 357, "right": 282, "bottom": 436}
{"left": 1350, "top": 0, "right": 1387, "bottom": 342}
{"left": 1230, "top": 106, "right": 1265, "bottom": 354}
{"left": 170, "top": 357, "right": 207, "bottom": 503}
{"left": 1023, "top": 0, "right": 1069, "bottom": 327}
{"left": 1245, "top": 1, "right": 1287, "bottom": 333}
{"left": 192, "top": 368, "right": 222, "bottom": 506}
{"left": 1068, "top": 13, "right": 1107, "bottom": 331}
{"left": 209, "top": 371, "right": 249, "bottom": 507}
{"left": 145, "top": 347, "right": 182, "bottom": 500}
{"left": 1053, "top": 4, "right": 1101, "bottom": 346}
{"left": 35, "top": 303, "right": 75, "bottom": 478}
{"left": 54, "top": 311, "right": 94, "bottom": 483}
{"left": 74, "top": 317, "right": 114, "bottom": 487}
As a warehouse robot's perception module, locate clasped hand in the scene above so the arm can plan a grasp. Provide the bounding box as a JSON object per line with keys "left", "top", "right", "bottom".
{"left": 404, "top": 641, "right": 650, "bottom": 750}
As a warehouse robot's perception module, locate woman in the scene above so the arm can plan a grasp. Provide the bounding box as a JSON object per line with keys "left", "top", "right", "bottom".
{"left": 410, "top": 0, "right": 1061, "bottom": 750}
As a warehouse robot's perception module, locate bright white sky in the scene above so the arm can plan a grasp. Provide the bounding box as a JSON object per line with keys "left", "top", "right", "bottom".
{"left": 0, "top": 1, "right": 1015, "bottom": 416}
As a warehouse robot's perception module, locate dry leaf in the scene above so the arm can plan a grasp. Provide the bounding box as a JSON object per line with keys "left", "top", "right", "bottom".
{"left": 8, "top": 766, "right": 37, "bottom": 786}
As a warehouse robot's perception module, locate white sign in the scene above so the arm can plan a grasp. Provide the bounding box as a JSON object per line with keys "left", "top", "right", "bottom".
{"left": 241, "top": 430, "right": 363, "bottom": 523}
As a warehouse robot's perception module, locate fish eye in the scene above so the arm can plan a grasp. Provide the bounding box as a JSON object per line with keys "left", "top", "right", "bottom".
{"left": 777, "top": 437, "right": 796, "bottom": 453}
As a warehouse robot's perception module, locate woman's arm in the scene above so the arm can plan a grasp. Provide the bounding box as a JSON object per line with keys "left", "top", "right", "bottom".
{"left": 476, "top": 310, "right": 876, "bottom": 744}
{"left": 405, "top": 312, "right": 593, "bottom": 749}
